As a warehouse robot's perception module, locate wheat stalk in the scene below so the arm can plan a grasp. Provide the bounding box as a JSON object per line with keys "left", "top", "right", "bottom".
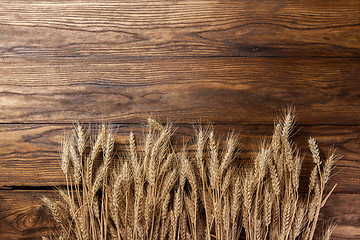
{"left": 44, "top": 110, "right": 339, "bottom": 240}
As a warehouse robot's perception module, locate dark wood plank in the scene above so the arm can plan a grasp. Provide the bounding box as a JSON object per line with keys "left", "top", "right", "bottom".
{"left": 0, "top": 190, "right": 55, "bottom": 240}
{"left": 0, "top": 0, "right": 359, "bottom": 58}
{"left": 0, "top": 57, "right": 360, "bottom": 124}
{"left": 0, "top": 124, "right": 359, "bottom": 195}
{"left": 319, "top": 193, "right": 360, "bottom": 240}
{"left": 0, "top": 190, "right": 358, "bottom": 239}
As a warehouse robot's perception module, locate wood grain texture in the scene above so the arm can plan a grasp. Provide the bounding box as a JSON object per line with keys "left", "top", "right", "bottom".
{"left": 0, "top": 57, "right": 359, "bottom": 124}
{"left": 0, "top": 0, "right": 359, "bottom": 58}
{"left": 0, "top": 123, "right": 359, "bottom": 195}
{"left": 1, "top": 190, "right": 358, "bottom": 239}
{"left": 0, "top": 190, "right": 56, "bottom": 240}
{"left": 0, "top": 1, "right": 359, "bottom": 239}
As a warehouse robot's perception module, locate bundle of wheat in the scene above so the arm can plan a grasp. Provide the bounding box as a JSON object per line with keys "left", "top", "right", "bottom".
{"left": 43, "top": 109, "right": 339, "bottom": 240}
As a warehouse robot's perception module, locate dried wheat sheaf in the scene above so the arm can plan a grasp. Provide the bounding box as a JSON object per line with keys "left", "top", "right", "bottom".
{"left": 43, "top": 109, "right": 339, "bottom": 240}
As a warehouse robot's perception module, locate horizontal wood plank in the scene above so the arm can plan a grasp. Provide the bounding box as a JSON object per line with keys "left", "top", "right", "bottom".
{"left": 1, "top": 1, "right": 358, "bottom": 240}
{"left": 0, "top": 190, "right": 55, "bottom": 240}
{"left": 1, "top": 190, "right": 358, "bottom": 239}
{"left": 0, "top": 0, "right": 359, "bottom": 58}
{"left": 0, "top": 57, "right": 360, "bottom": 124}
{"left": 0, "top": 123, "right": 359, "bottom": 195}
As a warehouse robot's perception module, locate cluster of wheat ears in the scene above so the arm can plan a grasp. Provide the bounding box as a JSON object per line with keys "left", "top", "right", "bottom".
{"left": 43, "top": 110, "right": 339, "bottom": 240}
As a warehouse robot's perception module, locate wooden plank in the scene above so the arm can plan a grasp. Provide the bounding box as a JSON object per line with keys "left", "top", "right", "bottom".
{"left": 0, "top": 190, "right": 358, "bottom": 239}
{"left": 0, "top": 190, "right": 56, "bottom": 240}
{"left": 0, "top": 123, "right": 359, "bottom": 194}
{"left": 0, "top": 57, "right": 360, "bottom": 124}
{"left": 0, "top": 0, "right": 359, "bottom": 58}
{"left": 319, "top": 193, "right": 360, "bottom": 240}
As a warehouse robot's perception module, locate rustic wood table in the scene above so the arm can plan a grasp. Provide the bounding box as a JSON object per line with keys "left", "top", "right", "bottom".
{"left": 0, "top": 1, "right": 359, "bottom": 239}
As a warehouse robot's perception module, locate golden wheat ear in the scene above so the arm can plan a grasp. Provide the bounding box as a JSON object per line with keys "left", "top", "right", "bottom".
{"left": 43, "top": 110, "right": 339, "bottom": 240}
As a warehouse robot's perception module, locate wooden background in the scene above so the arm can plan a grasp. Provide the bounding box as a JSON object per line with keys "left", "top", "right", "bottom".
{"left": 0, "top": 1, "right": 359, "bottom": 239}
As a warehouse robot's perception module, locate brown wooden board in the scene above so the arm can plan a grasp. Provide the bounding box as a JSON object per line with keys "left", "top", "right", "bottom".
{"left": 0, "top": 190, "right": 56, "bottom": 240}
{"left": 0, "top": 123, "right": 358, "bottom": 195}
{"left": 0, "top": 57, "right": 359, "bottom": 124}
{"left": 1, "top": 1, "right": 359, "bottom": 239}
{"left": 0, "top": 0, "right": 359, "bottom": 58}
{"left": 1, "top": 190, "right": 358, "bottom": 239}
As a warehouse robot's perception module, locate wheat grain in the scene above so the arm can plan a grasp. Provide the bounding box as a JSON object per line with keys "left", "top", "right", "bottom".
{"left": 180, "top": 209, "right": 187, "bottom": 240}
{"left": 61, "top": 138, "right": 70, "bottom": 175}
{"left": 243, "top": 173, "right": 253, "bottom": 213}
{"left": 86, "top": 126, "right": 104, "bottom": 188}
{"left": 292, "top": 152, "right": 302, "bottom": 191}
{"left": 70, "top": 145, "right": 81, "bottom": 185}
{"left": 208, "top": 130, "right": 219, "bottom": 190}
{"left": 269, "top": 160, "right": 281, "bottom": 197}
{"left": 44, "top": 112, "right": 338, "bottom": 240}
{"left": 221, "top": 168, "right": 232, "bottom": 194}
{"left": 231, "top": 176, "right": 242, "bottom": 238}
{"left": 223, "top": 198, "right": 230, "bottom": 236}
{"left": 322, "top": 151, "right": 338, "bottom": 185}
{"left": 308, "top": 137, "right": 321, "bottom": 165}
{"left": 308, "top": 182, "right": 320, "bottom": 223}
{"left": 144, "top": 193, "right": 152, "bottom": 235}
{"left": 281, "top": 198, "right": 291, "bottom": 237}
{"left": 104, "top": 129, "right": 115, "bottom": 168}
{"left": 42, "top": 197, "right": 62, "bottom": 224}
{"left": 292, "top": 202, "right": 305, "bottom": 238}
{"left": 308, "top": 165, "right": 318, "bottom": 194}
{"left": 220, "top": 131, "right": 237, "bottom": 176}
{"left": 75, "top": 124, "right": 86, "bottom": 155}
{"left": 264, "top": 186, "right": 272, "bottom": 228}
{"left": 129, "top": 132, "right": 138, "bottom": 165}
{"left": 184, "top": 155, "right": 197, "bottom": 194}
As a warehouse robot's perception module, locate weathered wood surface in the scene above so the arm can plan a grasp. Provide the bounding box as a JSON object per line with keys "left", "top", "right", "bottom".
{"left": 1, "top": 190, "right": 359, "bottom": 240}
{"left": 0, "top": 0, "right": 359, "bottom": 239}
{"left": 0, "top": 57, "right": 359, "bottom": 124}
{"left": 0, "top": 124, "right": 359, "bottom": 194}
{"left": 0, "top": 0, "right": 359, "bottom": 58}
{"left": 0, "top": 190, "right": 56, "bottom": 240}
